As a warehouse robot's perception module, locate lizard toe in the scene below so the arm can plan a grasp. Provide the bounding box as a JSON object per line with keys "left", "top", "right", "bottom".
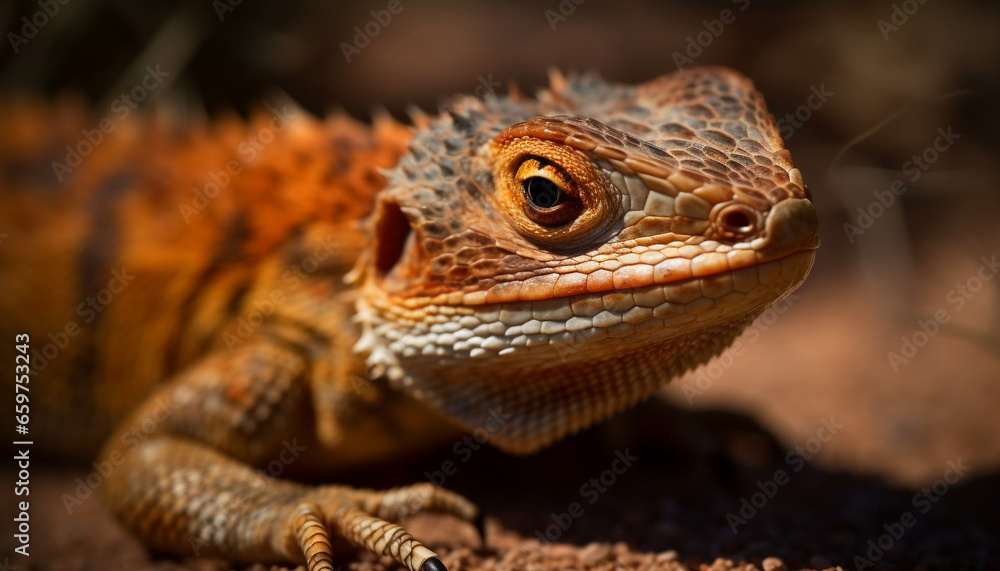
{"left": 359, "top": 482, "right": 480, "bottom": 524}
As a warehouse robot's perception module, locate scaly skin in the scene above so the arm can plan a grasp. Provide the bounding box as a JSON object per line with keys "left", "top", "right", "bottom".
{"left": 0, "top": 68, "right": 818, "bottom": 570}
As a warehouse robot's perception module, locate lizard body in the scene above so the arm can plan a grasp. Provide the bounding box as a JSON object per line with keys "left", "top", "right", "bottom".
{"left": 0, "top": 68, "right": 818, "bottom": 570}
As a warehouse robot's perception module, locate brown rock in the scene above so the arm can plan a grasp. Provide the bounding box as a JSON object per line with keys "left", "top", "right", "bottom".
{"left": 579, "top": 542, "right": 613, "bottom": 565}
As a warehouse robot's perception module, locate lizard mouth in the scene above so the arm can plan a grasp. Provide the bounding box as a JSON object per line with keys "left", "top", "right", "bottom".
{"left": 490, "top": 248, "right": 815, "bottom": 360}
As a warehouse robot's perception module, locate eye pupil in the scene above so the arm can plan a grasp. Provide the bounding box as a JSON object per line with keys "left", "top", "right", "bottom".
{"left": 524, "top": 177, "right": 562, "bottom": 209}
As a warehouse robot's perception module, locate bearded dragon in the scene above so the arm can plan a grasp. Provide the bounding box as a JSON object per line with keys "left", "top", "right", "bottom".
{"left": 0, "top": 67, "right": 818, "bottom": 571}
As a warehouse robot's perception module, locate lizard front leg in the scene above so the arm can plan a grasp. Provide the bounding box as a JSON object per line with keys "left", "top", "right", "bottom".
{"left": 99, "top": 339, "right": 476, "bottom": 571}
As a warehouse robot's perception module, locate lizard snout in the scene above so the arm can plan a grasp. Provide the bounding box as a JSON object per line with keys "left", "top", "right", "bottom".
{"left": 758, "top": 197, "right": 820, "bottom": 260}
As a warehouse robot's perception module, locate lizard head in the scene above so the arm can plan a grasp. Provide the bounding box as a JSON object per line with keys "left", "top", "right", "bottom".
{"left": 353, "top": 68, "right": 819, "bottom": 453}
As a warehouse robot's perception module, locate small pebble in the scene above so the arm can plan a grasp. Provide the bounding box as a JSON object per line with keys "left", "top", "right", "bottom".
{"left": 579, "top": 542, "right": 612, "bottom": 565}
{"left": 656, "top": 550, "right": 679, "bottom": 563}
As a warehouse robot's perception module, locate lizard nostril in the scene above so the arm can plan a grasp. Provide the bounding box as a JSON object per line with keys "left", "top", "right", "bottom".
{"left": 718, "top": 205, "right": 757, "bottom": 237}
{"left": 722, "top": 210, "right": 750, "bottom": 231}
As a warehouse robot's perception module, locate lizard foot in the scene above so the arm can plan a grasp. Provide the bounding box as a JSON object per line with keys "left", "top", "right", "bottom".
{"left": 292, "top": 482, "right": 479, "bottom": 571}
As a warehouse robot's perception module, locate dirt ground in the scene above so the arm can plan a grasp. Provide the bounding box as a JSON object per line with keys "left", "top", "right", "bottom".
{"left": 8, "top": 275, "right": 1000, "bottom": 571}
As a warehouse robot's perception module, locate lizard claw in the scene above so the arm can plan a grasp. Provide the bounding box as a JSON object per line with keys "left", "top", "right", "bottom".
{"left": 290, "top": 482, "right": 478, "bottom": 571}
{"left": 420, "top": 556, "right": 448, "bottom": 571}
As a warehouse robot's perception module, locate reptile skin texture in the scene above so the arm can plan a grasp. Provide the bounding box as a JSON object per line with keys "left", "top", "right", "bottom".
{"left": 0, "top": 67, "right": 819, "bottom": 571}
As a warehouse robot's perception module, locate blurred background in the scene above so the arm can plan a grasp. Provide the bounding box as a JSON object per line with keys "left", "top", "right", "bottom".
{"left": 1, "top": 0, "right": 999, "bottom": 569}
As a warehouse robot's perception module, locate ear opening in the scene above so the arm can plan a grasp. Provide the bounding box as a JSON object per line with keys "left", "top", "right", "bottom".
{"left": 373, "top": 198, "right": 413, "bottom": 279}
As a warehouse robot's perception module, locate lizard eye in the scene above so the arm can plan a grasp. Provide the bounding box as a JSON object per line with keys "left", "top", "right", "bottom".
{"left": 491, "top": 129, "right": 622, "bottom": 250}
{"left": 523, "top": 177, "right": 561, "bottom": 209}
{"left": 515, "top": 157, "right": 583, "bottom": 227}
